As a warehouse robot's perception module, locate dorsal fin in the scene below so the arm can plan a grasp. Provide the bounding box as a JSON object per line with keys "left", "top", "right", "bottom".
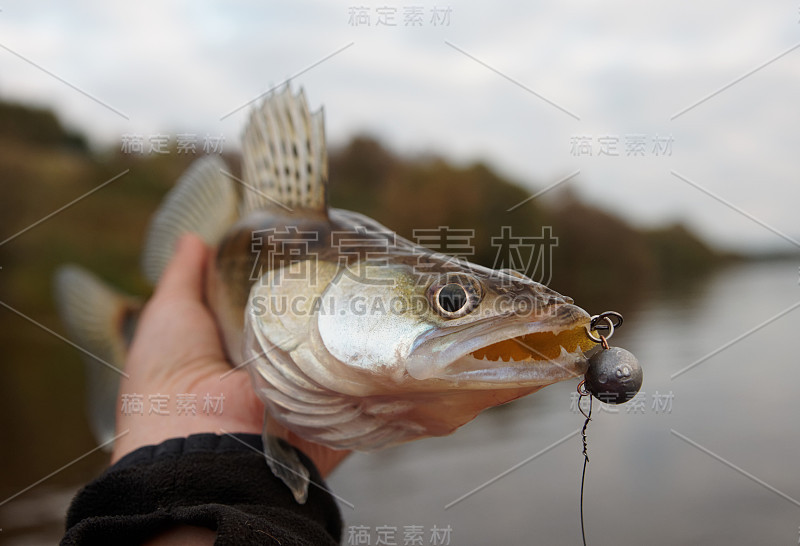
{"left": 241, "top": 86, "right": 328, "bottom": 215}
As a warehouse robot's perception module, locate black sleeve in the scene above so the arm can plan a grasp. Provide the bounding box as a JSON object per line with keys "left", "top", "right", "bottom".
{"left": 61, "top": 433, "right": 342, "bottom": 545}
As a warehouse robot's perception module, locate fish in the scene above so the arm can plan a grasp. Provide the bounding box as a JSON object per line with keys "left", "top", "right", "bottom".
{"left": 54, "top": 87, "right": 601, "bottom": 503}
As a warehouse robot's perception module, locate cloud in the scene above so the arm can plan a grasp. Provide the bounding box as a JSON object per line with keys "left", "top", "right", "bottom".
{"left": 0, "top": 0, "right": 797, "bottom": 250}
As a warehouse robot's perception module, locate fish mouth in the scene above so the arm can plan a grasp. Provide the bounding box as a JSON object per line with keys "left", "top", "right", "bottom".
{"left": 447, "top": 325, "right": 597, "bottom": 384}
{"left": 406, "top": 304, "right": 598, "bottom": 387}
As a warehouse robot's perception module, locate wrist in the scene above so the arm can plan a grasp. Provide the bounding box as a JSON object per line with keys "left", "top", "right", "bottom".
{"left": 112, "top": 414, "right": 262, "bottom": 463}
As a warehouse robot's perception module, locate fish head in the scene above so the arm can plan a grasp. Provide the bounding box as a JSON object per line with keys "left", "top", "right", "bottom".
{"left": 312, "top": 255, "right": 598, "bottom": 393}
{"left": 244, "top": 225, "right": 601, "bottom": 448}
{"left": 407, "top": 265, "right": 597, "bottom": 387}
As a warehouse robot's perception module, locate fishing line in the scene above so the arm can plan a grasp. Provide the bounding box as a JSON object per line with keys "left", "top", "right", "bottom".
{"left": 577, "top": 312, "right": 643, "bottom": 546}
{"left": 577, "top": 380, "right": 592, "bottom": 546}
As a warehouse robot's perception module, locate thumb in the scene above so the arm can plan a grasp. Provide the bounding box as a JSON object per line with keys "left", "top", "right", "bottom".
{"left": 154, "top": 234, "right": 209, "bottom": 302}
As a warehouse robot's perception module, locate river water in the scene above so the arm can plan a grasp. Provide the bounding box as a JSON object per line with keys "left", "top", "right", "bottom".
{"left": 328, "top": 260, "right": 800, "bottom": 545}
{"left": 2, "top": 260, "right": 797, "bottom": 545}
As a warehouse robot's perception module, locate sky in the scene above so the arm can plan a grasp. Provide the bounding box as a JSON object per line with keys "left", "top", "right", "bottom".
{"left": 1, "top": 0, "right": 799, "bottom": 252}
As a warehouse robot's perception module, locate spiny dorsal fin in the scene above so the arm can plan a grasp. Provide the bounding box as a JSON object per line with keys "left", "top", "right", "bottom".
{"left": 141, "top": 155, "right": 238, "bottom": 284}
{"left": 53, "top": 265, "right": 141, "bottom": 447}
{"left": 241, "top": 86, "right": 328, "bottom": 215}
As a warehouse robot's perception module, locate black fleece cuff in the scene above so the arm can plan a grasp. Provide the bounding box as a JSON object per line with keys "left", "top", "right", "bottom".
{"left": 62, "top": 433, "right": 342, "bottom": 545}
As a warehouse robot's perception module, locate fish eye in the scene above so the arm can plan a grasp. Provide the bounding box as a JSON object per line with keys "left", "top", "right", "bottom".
{"left": 438, "top": 284, "right": 468, "bottom": 313}
{"left": 428, "top": 274, "right": 483, "bottom": 319}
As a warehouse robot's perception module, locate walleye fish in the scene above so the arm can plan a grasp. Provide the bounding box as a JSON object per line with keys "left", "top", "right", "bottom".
{"left": 55, "top": 87, "right": 601, "bottom": 503}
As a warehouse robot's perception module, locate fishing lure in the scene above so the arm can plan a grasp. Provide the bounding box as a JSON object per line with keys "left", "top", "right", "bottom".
{"left": 577, "top": 311, "right": 643, "bottom": 545}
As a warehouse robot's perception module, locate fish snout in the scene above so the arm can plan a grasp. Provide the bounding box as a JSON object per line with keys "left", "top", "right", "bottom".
{"left": 502, "top": 284, "right": 575, "bottom": 320}
{"left": 554, "top": 303, "right": 590, "bottom": 325}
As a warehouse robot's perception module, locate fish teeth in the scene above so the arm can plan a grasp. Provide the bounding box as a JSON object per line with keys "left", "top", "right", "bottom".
{"left": 557, "top": 345, "right": 581, "bottom": 364}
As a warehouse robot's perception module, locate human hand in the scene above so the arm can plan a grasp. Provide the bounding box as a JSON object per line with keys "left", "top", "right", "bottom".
{"left": 111, "top": 233, "right": 349, "bottom": 477}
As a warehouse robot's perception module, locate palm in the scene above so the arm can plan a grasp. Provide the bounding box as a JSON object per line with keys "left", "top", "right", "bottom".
{"left": 113, "top": 234, "right": 349, "bottom": 477}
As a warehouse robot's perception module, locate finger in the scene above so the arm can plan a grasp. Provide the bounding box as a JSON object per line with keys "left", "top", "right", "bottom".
{"left": 154, "top": 233, "right": 209, "bottom": 301}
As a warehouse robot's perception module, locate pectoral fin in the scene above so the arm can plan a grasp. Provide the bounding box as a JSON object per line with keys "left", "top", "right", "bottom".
{"left": 141, "top": 155, "right": 238, "bottom": 284}
{"left": 262, "top": 411, "right": 310, "bottom": 504}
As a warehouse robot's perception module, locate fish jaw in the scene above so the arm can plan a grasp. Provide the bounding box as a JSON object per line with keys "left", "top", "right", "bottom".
{"left": 404, "top": 303, "right": 597, "bottom": 388}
